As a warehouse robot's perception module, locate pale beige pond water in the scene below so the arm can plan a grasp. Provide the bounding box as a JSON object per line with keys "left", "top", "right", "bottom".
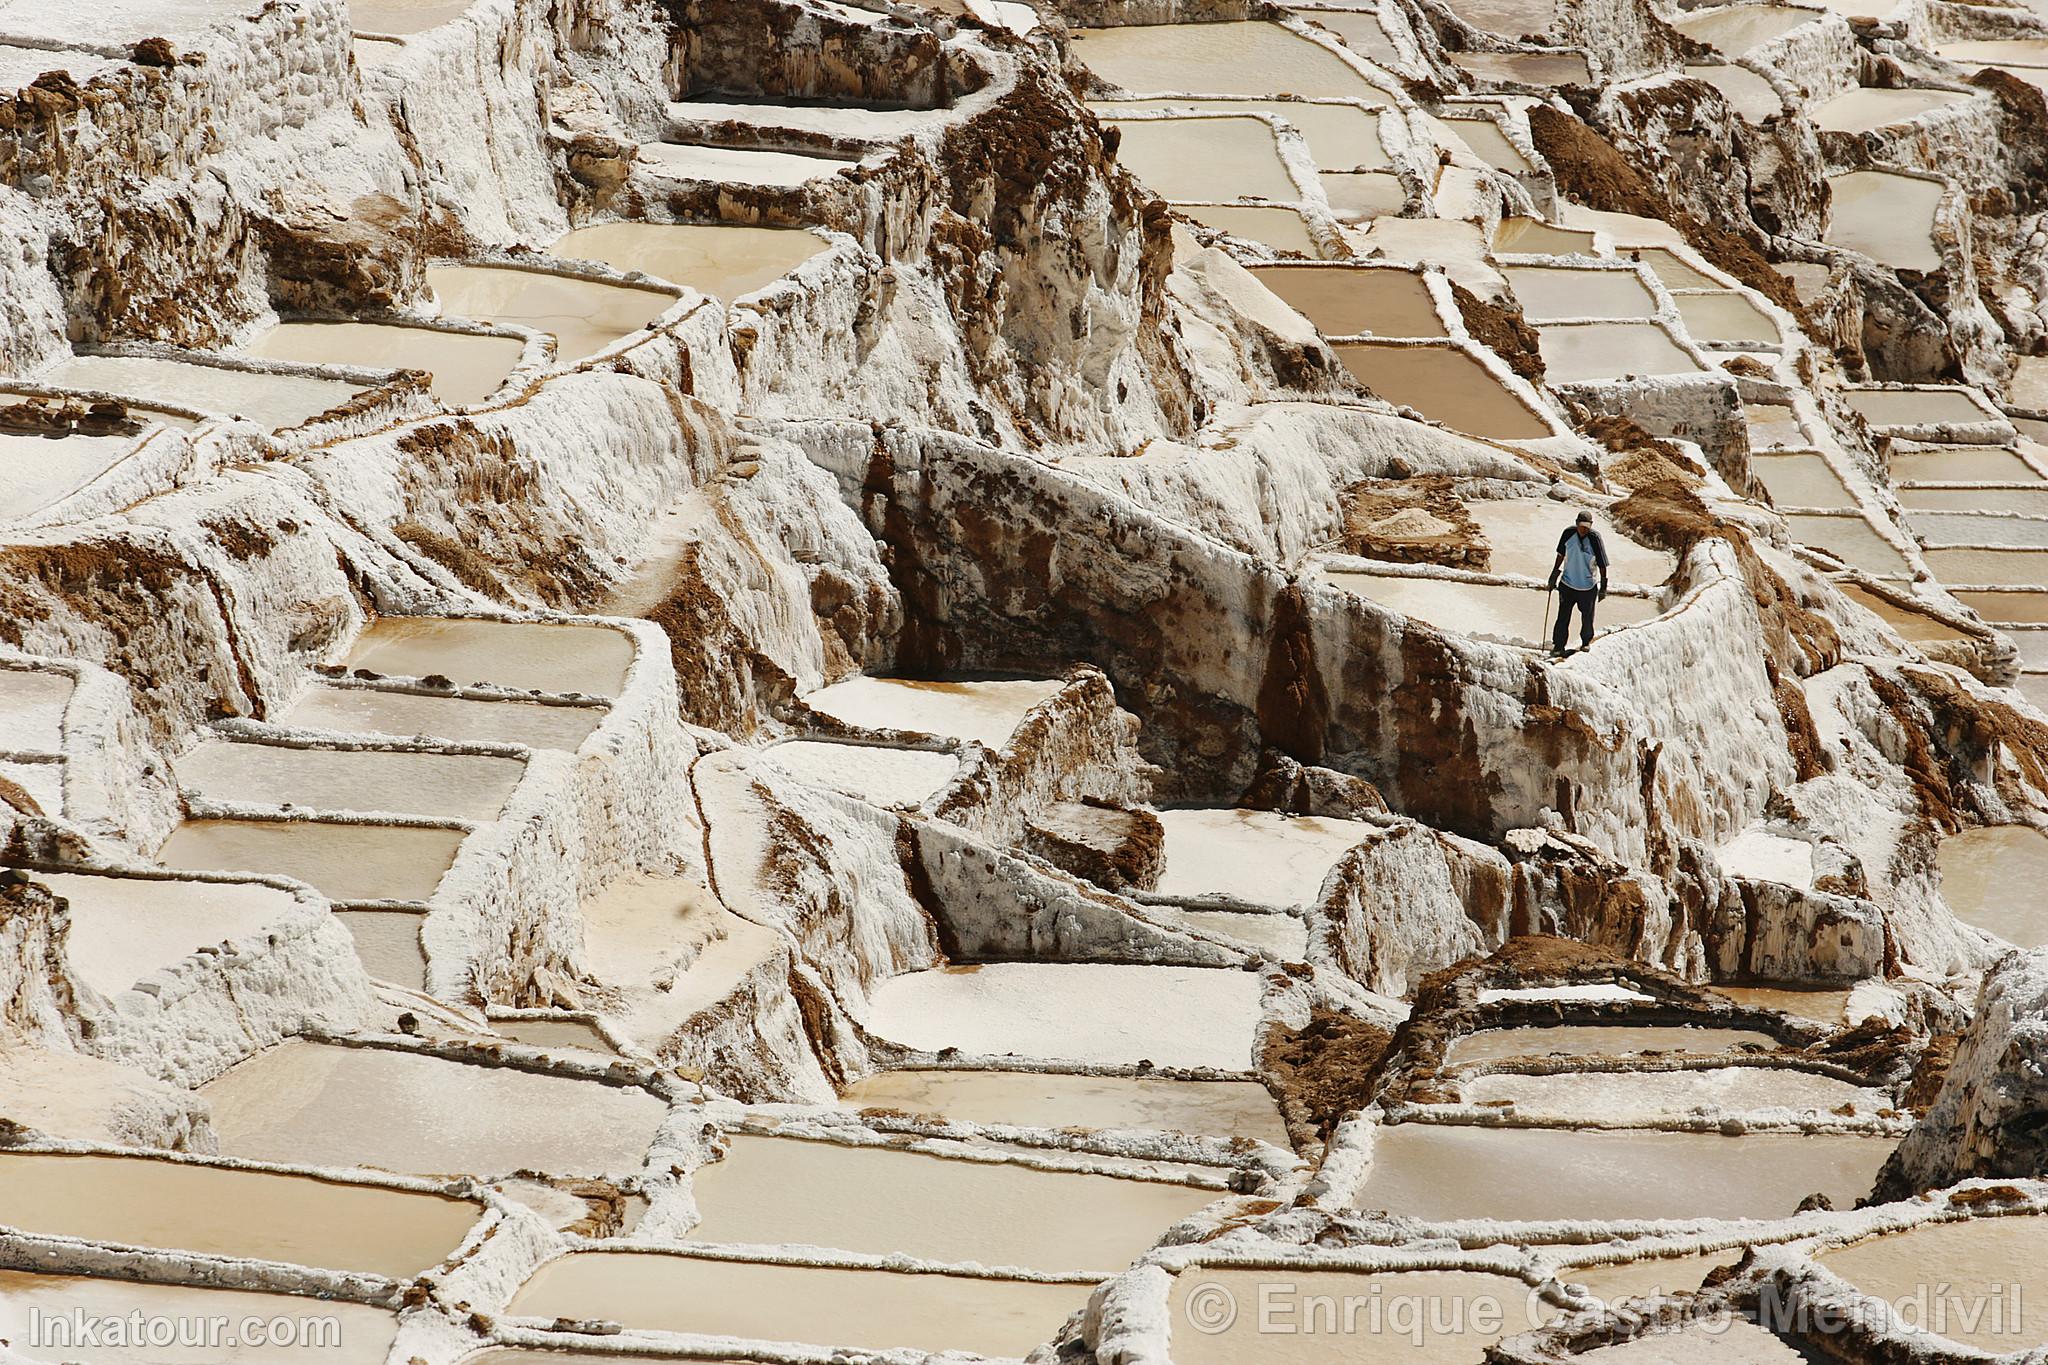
{"left": 1836, "top": 582, "right": 1965, "bottom": 642}
{"left": 0, "top": 1271, "right": 400, "bottom": 1365}
{"left": 640, "top": 142, "right": 854, "bottom": 187}
{"left": 1451, "top": 50, "right": 1591, "bottom": 85}
{"left": 509, "top": 1251, "right": 1085, "bottom": 1356}
{"left": 1813, "top": 87, "right": 1972, "bottom": 133}
{"left": 1184, "top": 204, "right": 1322, "bottom": 254}
{"left": 1463, "top": 499, "right": 1674, "bottom": 584}
{"left": 689, "top": 1134, "right": 1214, "bottom": 1270}
{"left": 842, "top": 1069, "right": 1291, "bottom": 1144}
{"left": 1250, "top": 265, "right": 1445, "bottom": 337}
{"left": 1714, "top": 983, "right": 1854, "bottom": 1024}
{"left": 350, "top": 0, "right": 475, "bottom": 33}
{"left": 1891, "top": 446, "right": 2041, "bottom": 482}
{"left": 1940, "top": 39, "right": 2048, "bottom": 66}
{"left": 1826, "top": 172, "right": 1944, "bottom": 273}
{"left": 1582, "top": 1319, "right": 1825, "bottom": 1363}
{"left": 549, "top": 221, "right": 826, "bottom": 300}
{"left": 1320, "top": 170, "right": 1405, "bottom": 222}
{"left": 761, "top": 739, "right": 959, "bottom": 807}
{"left": 202, "top": 1041, "right": 666, "bottom": 1177}
{"left": 499, "top": 1016, "right": 615, "bottom": 1053}
{"left": 158, "top": 819, "right": 466, "bottom": 903}
{"left": 1108, "top": 116, "right": 1302, "bottom": 202}
{"left": 1073, "top": 22, "right": 1397, "bottom": 101}
{"left": 1448, "top": 1024, "right": 1780, "bottom": 1064}
{"left": 1156, "top": 905, "right": 1311, "bottom": 956}
{"left": 1327, "top": 572, "right": 1660, "bottom": 648}
{"left": 1923, "top": 547, "right": 2048, "bottom": 586}
{"left": 0, "top": 1152, "right": 479, "bottom": 1277}
{"left": 38, "top": 871, "right": 297, "bottom": 996}
{"left": 43, "top": 355, "right": 366, "bottom": 432}
{"left": 1753, "top": 454, "right": 1854, "bottom": 509}
{"left": 0, "top": 666, "right": 70, "bottom": 749}
{"left": 1505, "top": 265, "right": 1660, "bottom": 322}
{"left": 1355, "top": 1124, "right": 1895, "bottom": 1221}
{"left": 1561, "top": 1250, "right": 1743, "bottom": 1306}
{"left": 1677, "top": 291, "right": 1779, "bottom": 345}
{"left": 334, "top": 908, "right": 428, "bottom": 988}
{"left": 867, "top": 963, "right": 1260, "bottom": 1069}
{"left": 283, "top": 684, "right": 604, "bottom": 750}
{"left": 1900, "top": 487, "right": 2048, "bottom": 515}
{"left": 1673, "top": 4, "right": 1817, "bottom": 55}
{"left": 801, "top": 675, "right": 1061, "bottom": 747}
{"left": 429, "top": 266, "right": 673, "bottom": 363}
{"left": 1686, "top": 64, "right": 1781, "bottom": 121}
{"left": 1819, "top": 1215, "right": 2048, "bottom": 1351}
{"left": 0, "top": 427, "right": 149, "bottom": 523}
{"left": 1333, "top": 344, "right": 1551, "bottom": 439}
{"left": 1297, "top": 11, "right": 1404, "bottom": 64}
{"left": 1100, "top": 99, "right": 1391, "bottom": 171}
{"left": 344, "top": 618, "right": 635, "bottom": 696}
{"left": 1167, "top": 1268, "right": 1548, "bottom": 1363}
{"left": 1785, "top": 514, "right": 1910, "bottom": 576}
{"left": 1445, "top": 117, "right": 1532, "bottom": 173}
{"left": 179, "top": 740, "right": 526, "bottom": 821}
{"left": 1911, "top": 511, "right": 2048, "bottom": 548}
{"left": 1458, "top": 1066, "right": 1884, "bottom": 1120}
{"left": 1155, "top": 806, "right": 1373, "bottom": 907}
{"left": 1631, "top": 246, "right": 1722, "bottom": 290}
{"left": 1938, "top": 824, "right": 2048, "bottom": 946}
{"left": 1493, "top": 218, "right": 1597, "bottom": 257}
{"left": 1539, "top": 322, "right": 1704, "bottom": 382}
{"left": 1956, "top": 589, "right": 2048, "bottom": 622}
{"left": 1844, "top": 386, "right": 1996, "bottom": 428}
{"left": 245, "top": 322, "right": 523, "bottom": 408}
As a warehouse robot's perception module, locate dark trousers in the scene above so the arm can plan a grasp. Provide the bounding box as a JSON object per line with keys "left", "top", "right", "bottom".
{"left": 1553, "top": 585, "right": 1597, "bottom": 652}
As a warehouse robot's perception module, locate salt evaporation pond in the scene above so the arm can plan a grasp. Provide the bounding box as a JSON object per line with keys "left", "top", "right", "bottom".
{"left": 1154, "top": 806, "right": 1370, "bottom": 907}
{"left": 1686, "top": 65, "right": 1781, "bottom": 121}
{"left": 1449, "top": 1024, "right": 1780, "bottom": 1064}
{"left": 37, "top": 871, "right": 297, "bottom": 996}
{"left": 1326, "top": 573, "right": 1661, "bottom": 648}
{"left": 1631, "top": 246, "right": 1723, "bottom": 290}
{"left": 344, "top": 618, "right": 635, "bottom": 695}
{"left": 245, "top": 321, "right": 523, "bottom": 407}
{"left": 1562, "top": 1250, "right": 1743, "bottom": 1306}
{"left": 1845, "top": 386, "right": 1999, "bottom": 427}
{"left": 1910, "top": 511, "right": 2048, "bottom": 548}
{"left": 42, "top": 354, "right": 366, "bottom": 432}
{"left": 1502, "top": 264, "right": 1661, "bottom": 321}
{"left": 350, "top": 0, "right": 477, "bottom": 33}
{"left": 1818, "top": 1215, "right": 2048, "bottom": 1351}
{"left": 499, "top": 1016, "right": 615, "bottom": 1053}
{"left": 1716, "top": 983, "right": 1854, "bottom": 1024}
{"left": 1452, "top": 50, "right": 1591, "bottom": 84}
{"left": 549, "top": 221, "right": 826, "bottom": 300}
{"left": 1958, "top": 589, "right": 2048, "bottom": 621}
{"left": 1754, "top": 453, "right": 1854, "bottom": 509}
{"left": 840, "top": 1069, "right": 1292, "bottom": 1145}
{"left": 639, "top": 142, "right": 852, "bottom": 186}
{"left": 178, "top": 740, "right": 527, "bottom": 821}
{"left": 1332, "top": 344, "right": 1552, "bottom": 439}
{"left": 1494, "top": 216, "right": 1599, "bottom": 255}
{"left": 688, "top": 1134, "right": 1215, "bottom": 1270}
{"left": 0, "top": 666, "right": 70, "bottom": 749}
{"left": 1152, "top": 904, "right": 1310, "bottom": 956}
{"left": 1445, "top": 117, "right": 1532, "bottom": 174}
{"left": 761, "top": 739, "right": 959, "bottom": 806}
{"left": 1901, "top": 486, "right": 2048, "bottom": 514}
{"left": 1938, "top": 824, "right": 2048, "bottom": 947}
{"left": 1539, "top": 322, "right": 1705, "bottom": 381}
{"left": 801, "top": 675, "right": 1060, "bottom": 747}
{"left": 201, "top": 1041, "right": 667, "bottom": 1176}
{"left": 334, "top": 909, "right": 428, "bottom": 988}
{"left": 866, "top": 963, "right": 1260, "bottom": 1069}
{"left": 1178, "top": 205, "right": 1318, "bottom": 254}
{"left": 1581, "top": 1318, "right": 1827, "bottom": 1363}
{"left": 1813, "top": 87, "right": 1972, "bottom": 133}
{"left": 0, "top": 1152, "right": 480, "bottom": 1278}
{"left": 0, "top": 427, "right": 150, "bottom": 523}
{"left": 1320, "top": 170, "right": 1405, "bottom": 222}
{"left": 1435, "top": 0, "right": 1558, "bottom": 31}
{"left": 0, "top": 1271, "right": 399, "bottom": 1365}
{"left": 509, "top": 1251, "right": 1084, "bottom": 1357}
{"left": 1458, "top": 1066, "right": 1885, "bottom": 1120}
{"left": 1673, "top": 5, "right": 1818, "bottom": 56}
{"left": 427, "top": 265, "right": 673, "bottom": 363}
{"left": 1784, "top": 514, "right": 1910, "bottom": 576}
{"left": 1463, "top": 499, "right": 1674, "bottom": 584}
{"left": 157, "top": 819, "right": 467, "bottom": 902}
{"left": 1922, "top": 547, "right": 2048, "bottom": 586}
{"left": 1676, "top": 292, "right": 1780, "bottom": 345}
{"left": 1356, "top": 1124, "right": 1896, "bottom": 1221}
{"left": 1107, "top": 116, "right": 1302, "bottom": 202}
{"left": 1103, "top": 99, "right": 1392, "bottom": 171}
{"left": 1826, "top": 172, "right": 1944, "bottom": 272}
{"left": 282, "top": 684, "right": 605, "bottom": 750}
{"left": 1249, "top": 265, "right": 1445, "bottom": 337}
{"left": 1073, "top": 22, "right": 1397, "bottom": 101}
{"left": 1168, "top": 1268, "right": 1551, "bottom": 1364}
{"left": 1890, "top": 445, "right": 2040, "bottom": 482}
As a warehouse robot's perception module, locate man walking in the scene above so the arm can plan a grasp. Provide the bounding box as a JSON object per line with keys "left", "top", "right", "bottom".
{"left": 1546, "top": 509, "right": 1609, "bottom": 657}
